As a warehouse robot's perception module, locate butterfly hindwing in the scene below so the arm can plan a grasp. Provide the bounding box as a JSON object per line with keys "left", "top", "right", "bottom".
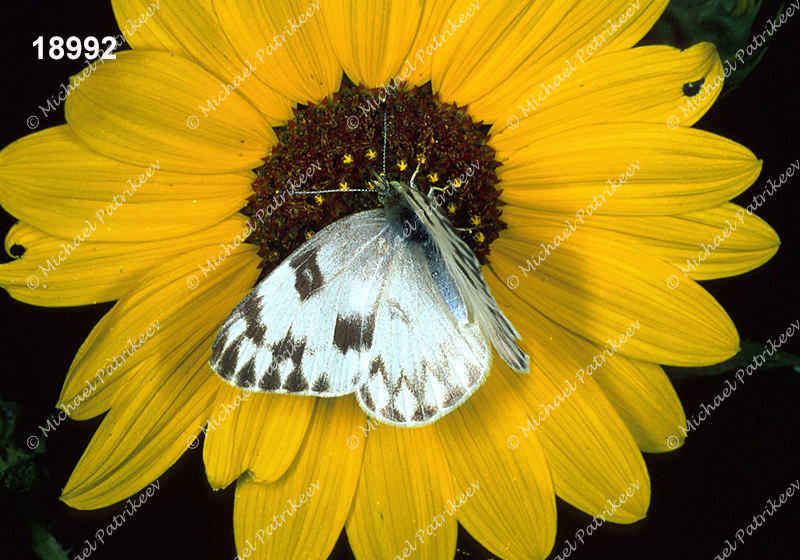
{"left": 355, "top": 238, "right": 490, "bottom": 425}
{"left": 398, "top": 185, "right": 530, "bottom": 373}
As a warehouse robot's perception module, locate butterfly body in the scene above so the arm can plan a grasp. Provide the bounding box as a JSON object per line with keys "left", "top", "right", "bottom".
{"left": 210, "top": 179, "right": 529, "bottom": 426}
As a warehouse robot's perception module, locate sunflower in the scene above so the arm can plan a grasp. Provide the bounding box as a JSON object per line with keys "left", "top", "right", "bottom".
{"left": 0, "top": 0, "right": 781, "bottom": 559}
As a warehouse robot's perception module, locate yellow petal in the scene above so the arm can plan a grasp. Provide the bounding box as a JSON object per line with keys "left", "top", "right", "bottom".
{"left": 491, "top": 229, "right": 739, "bottom": 366}
{"left": 61, "top": 331, "right": 220, "bottom": 509}
{"left": 347, "top": 425, "right": 456, "bottom": 560}
{"left": 489, "top": 289, "right": 650, "bottom": 522}
{"left": 65, "top": 50, "right": 276, "bottom": 174}
{"left": 233, "top": 397, "right": 363, "bottom": 560}
{"left": 563, "top": 337, "right": 687, "bottom": 453}
{"left": 437, "top": 368, "right": 556, "bottom": 560}
{"left": 111, "top": 0, "right": 180, "bottom": 51}
{"left": 434, "top": 0, "right": 669, "bottom": 122}
{"left": 0, "top": 217, "right": 254, "bottom": 307}
{"left": 57, "top": 239, "right": 260, "bottom": 420}
{"left": 214, "top": 0, "right": 342, "bottom": 104}
{"left": 0, "top": 126, "right": 252, "bottom": 242}
{"left": 203, "top": 387, "right": 315, "bottom": 489}
{"left": 498, "top": 124, "right": 761, "bottom": 216}
{"left": 492, "top": 43, "right": 723, "bottom": 149}
{"left": 111, "top": 0, "right": 292, "bottom": 124}
{"left": 398, "top": 0, "right": 460, "bottom": 85}
{"left": 545, "top": 202, "right": 779, "bottom": 281}
{"left": 320, "top": 0, "right": 423, "bottom": 87}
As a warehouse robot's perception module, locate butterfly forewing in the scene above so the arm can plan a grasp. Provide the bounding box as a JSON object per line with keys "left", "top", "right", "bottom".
{"left": 210, "top": 210, "right": 390, "bottom": 395}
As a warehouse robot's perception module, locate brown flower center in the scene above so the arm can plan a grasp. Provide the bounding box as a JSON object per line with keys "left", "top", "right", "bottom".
{"left": 248, "top": 81, "right": 505, "bottom": 277}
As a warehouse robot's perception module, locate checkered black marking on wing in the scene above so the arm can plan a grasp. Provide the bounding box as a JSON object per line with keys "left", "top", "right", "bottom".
{"left": 353, "top": 240, "right": 491, "bottom": 427}
{"left": 210, "top": 210, "right": 394, "bottom": 397}
{"left": 399, "top": 185, "right": 530, "bottom": 373}
{"left": 211, "top": 183, "right": 517, "bottom": 427}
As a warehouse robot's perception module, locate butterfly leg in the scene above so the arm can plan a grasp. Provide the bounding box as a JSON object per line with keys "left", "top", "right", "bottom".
{"left": 410, "top": 161, "right": 422, "bottom": 190}
{"left": 425, "top": 175, "right": 464, "bottom": 199}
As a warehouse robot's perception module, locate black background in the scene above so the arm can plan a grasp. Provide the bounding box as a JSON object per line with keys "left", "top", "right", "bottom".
{"left": 1, "top": 1, "right": 798, "bottom": 559}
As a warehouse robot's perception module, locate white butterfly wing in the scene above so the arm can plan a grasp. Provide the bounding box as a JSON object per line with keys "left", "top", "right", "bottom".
{"left": 355, "top": 238, "right": 490, "bottom": 425}
{"left": 210, "top": 210, "right": 390, "bottom": 395}
{"left": 399, "top": 185, "right": 530, "bottom": 373}
{"left": 210, "top": 208, "right": 492, "bottom": 425}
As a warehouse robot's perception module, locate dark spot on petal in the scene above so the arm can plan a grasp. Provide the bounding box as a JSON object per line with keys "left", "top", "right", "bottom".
{"left": 683, "top": 77, "right": 705, "bottom": 97}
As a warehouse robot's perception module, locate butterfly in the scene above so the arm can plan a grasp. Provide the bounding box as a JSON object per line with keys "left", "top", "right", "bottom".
{"left": 209, "top": 167, "right": 529, "bottom": 426}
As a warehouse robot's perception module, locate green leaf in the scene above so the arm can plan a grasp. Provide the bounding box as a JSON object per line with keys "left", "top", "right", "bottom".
{"left": 637, "top": 0, "right": 775, "bottom": 91}
{"left": 0, "top": 455, "right": 45, "bottom": 496}
{"left": 31, "top": 524, "right": 70, "bottom": 560}
{"left": 0, "top": 398, "right": 69, "bottom": 560}
{"left": 0, "top": 400, "right": 22, "bottom": 449}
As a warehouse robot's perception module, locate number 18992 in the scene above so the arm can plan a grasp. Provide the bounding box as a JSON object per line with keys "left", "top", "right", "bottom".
{"left": 32, "top": 36, "right": 119, "bottom": 60}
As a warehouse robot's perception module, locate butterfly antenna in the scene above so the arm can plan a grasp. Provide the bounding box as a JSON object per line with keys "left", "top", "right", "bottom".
{"left": 369, "top": 167, "right": 383, "bottom": 182}
{"left": 281, "top": 188, "right": 372, "bottom": 195}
